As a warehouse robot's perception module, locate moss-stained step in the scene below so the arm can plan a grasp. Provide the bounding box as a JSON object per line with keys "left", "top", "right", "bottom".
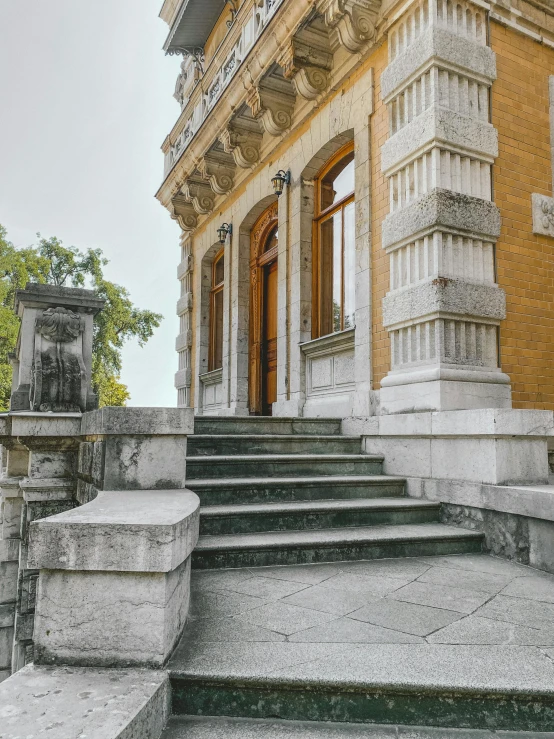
{"left": 168, "top": 642, "right": 554, "bottom": 732}
{"left": 161, "top": 715, "right": 554, "bottom": 738}
{"left": 194, "top": 417, "right": 342, "bottom": 436}
{"left": 199, "top": 498, "right": 440, "bottom": 535}
{"left": 186, "top": 454, "right": 384, "bottom": 480}
{"left": 186, "top": 476, "right": 407, "bottom": 506}
{"left": 192, "top": 523, "right": 483, "bottom": 569}
{"left": 188, "top": 435, "right": 362, "bottom": 456}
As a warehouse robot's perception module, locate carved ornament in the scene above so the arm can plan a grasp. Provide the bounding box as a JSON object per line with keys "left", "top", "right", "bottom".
{"left": 182, "top": 179, "right": 215, "bottom": 214}
{"left": 317, "top": 0, "right": 379, "bottom": 53}
{"left": 170, "top": 194, "right": 198, "bottom": 231}
{"left": 531, "top": 193, "right": 554, "bottom": 237}
{"left": 247, "top": 85, "right": 295, "bottom": 137}
{"left": 220, "top": 123, "right": 263, "bottom": 168}
{"left": 278, "top": 35, "right": 333, "bottom": 101}
{"left": 36, "top": 307, "right": 84, "bottom": 343}
{"left": 198, "top": 153, "right": 236, "bottom": 195}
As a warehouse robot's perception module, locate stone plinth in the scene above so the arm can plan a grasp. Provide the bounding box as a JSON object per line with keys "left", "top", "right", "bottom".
{"left": 11, "top": 283, "right": 104, "bottom": 413}
{"left": 77, "top": 406, "right": 194, "bottom": 503}
{"left": 28, "top": 489, "right": 200, "bottom": 668}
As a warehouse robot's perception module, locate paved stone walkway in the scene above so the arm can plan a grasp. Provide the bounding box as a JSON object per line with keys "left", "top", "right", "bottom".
{"left": 184, "top": 554, "right": 554, "bottom": 649}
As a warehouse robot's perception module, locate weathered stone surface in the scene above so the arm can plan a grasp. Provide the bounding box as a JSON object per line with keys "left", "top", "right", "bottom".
{"left": 28, "top": 490, "right": 200, "bottom": 573}
{"left": 0, "top": 664, "right": 170, "bottom": 738}
{"left": 81, "top": 406, "right": 194, "bottom": 436}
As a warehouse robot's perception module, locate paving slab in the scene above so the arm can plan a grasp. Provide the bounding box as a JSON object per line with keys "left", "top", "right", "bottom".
{"left": 183, "top": 616, "right": 287, "bottom": 643}
{"left": 236, "top": 600, "right": 338, "bottom": 635}
{"left": 475, "top": 595, "right": 554, "bottom": 632}
{"left": 220, "top": 576, "right": 310, "bottom": 601}
{"left": 280, "top": 584, "right": 376, "bottom": 615}
{"left": 248, "top": 563, "right": 343, "bottom": 585}
{"left": 417, "top": 566, "right": 514, "bottom": 594}
{"left": 349, "top": 598, "right": 463, "bottom": 636}
{"left": 417, "top": 554, "right": 537, "bottom": 578}
{"left": 500, "top": 575, "right": 554, "bottom": 604}
{"left": 388, "top": 581, "right": 492, "bottom": 614}
{"left": 188, "top": 590, "right": 269, "bottom": 620}
{"left": 288, "top": 616, "right": 424, "bottom": 643}
{"left": 318, "top": 571, "right": 413, "bottom": 596}
{"left": 427, "top": 616, "right": 554, "bottom": 646}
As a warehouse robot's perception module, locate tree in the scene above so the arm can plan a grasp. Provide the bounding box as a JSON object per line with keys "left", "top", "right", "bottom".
{"left": 0, "top": 226, "right": 162, "bottom": 410}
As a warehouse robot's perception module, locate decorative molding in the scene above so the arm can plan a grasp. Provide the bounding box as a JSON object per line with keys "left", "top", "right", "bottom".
{"left": 278, "top": 28, "right": 333, "bottom": 100}
{"left": 219, "top": 121, "right": 263, "bottom": 168}
{"left": 247, "top": 82, "right": 296, "bottom": 136}
{"left": 170, "top": 194, "right": 198, "bottom": 231}
{"left": 317, "top": 0, "right": 379, "bottom": 53}
{"left": 198, "top": 151, "right": 236, "bottom": 195}
{"left": 182, "top": 179, "right": 216, "bottom": 214}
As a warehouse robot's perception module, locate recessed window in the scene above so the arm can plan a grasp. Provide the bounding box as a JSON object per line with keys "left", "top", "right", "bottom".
{"left": 313, "top": 144, "right": 355, "bottom": 337}
{"left": 209, "top": 249, "right": 224, "bottom": 371}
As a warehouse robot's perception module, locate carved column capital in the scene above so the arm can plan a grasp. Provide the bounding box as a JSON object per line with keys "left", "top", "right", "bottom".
{"left": 182, "top": 179, "right": 215, "bottom": 215}
{"left": 220, "top": 123, "right": 263, "bottom": 168}
{"left": 317, "top": 0, "right": 379, "bottom": 53}
{"left": 198, "top": 152, "right": 236, "bottom": 195}
{"left": 246, "top": 83, "right": 295, "bottom": 137}
{"left": 170, "top": 194, "right": 198, "bottom": 231}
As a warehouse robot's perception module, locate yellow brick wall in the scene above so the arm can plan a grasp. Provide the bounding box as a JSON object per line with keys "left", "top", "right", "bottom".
{"left": 491, "top": 22, "right": 554, "bottom": 409}
{"left": 370, "top": 43, "right": 392, "bottom": 390}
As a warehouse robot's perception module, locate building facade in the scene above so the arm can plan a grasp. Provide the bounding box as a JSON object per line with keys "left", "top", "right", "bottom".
{"left": 157, "top": 0, "right": 554, "bottom": 418}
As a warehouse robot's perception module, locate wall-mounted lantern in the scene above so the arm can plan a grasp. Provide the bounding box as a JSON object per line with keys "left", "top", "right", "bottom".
{"left": 271, "top": 170, "right": 291, "bottom": 197}
{"left": 217, "top": 223, "right": 232, "bottom": 244}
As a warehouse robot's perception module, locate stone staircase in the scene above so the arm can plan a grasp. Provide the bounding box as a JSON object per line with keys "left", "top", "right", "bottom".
{"left": 157, "top": 418, "right": 554, "bottom": 737}
{"left": 186, "top": 416, "right": 483, "bottom": 570}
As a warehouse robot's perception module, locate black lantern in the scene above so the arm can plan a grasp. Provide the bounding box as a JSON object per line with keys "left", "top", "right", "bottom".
{"left": 271, "top": 170, "right": 291, "bottom": 197}
{"left": 217, "top": 223, "right": 232, "bottom": 244}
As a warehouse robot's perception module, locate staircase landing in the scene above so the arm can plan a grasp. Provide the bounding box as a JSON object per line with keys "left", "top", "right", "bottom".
{"left": 167, "top": 554, "right": 554, "bottom": 733}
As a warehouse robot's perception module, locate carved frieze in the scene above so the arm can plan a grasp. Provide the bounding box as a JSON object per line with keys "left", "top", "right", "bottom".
{"left": 317, "top": 0, "right": 379, "bottom": 53}
{"left": 220, "top": 122, "right": 263, "bottom": 168}
{"left": 532, "top": 193, "right": 554, "bottom": 237}
{"left": 170, "top": 194, "right": 198, "bottom": 231}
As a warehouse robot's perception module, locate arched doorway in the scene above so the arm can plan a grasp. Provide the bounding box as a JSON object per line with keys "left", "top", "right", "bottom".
{"left": 249, "top": 203, "right": 279, "bottom": 415}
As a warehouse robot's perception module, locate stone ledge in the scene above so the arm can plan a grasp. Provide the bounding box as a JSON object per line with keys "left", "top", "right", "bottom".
{"left": 382, "top": 279, "right": 506, "bottom": 329}
{"left": 381, "top": 107, "right": 498, "bottom": 175}
{"left": 81, "top": 407, "right": 194, "bottom": 436}
{"left": 0, "top": 664, "right": 170, "bottom": 739}
{"left": 381, "top": 27, "right": 497, "bottom": 102}
{"left": 382, "top": 189, "right": 501, "bottom": 250}
{"left": 0, "top": 412, "right": 82, "bottom": 440}
{"left": 28, "top": 489, "right": 200, "bottom": 573}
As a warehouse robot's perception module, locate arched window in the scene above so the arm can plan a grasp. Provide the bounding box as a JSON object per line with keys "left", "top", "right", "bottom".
{"left": 208, "top": 249, "right": 224, "bottom": 371}
{"left": 313, "top": 143, "right": 355, "bottom": 337}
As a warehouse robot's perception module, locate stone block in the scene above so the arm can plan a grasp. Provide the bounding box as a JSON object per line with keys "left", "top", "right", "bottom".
{"left": 0, "top": 626, "right": 14, "bottom": 671}
{"left": 81, "top": 406, "right": 194, "bottom": 437}
{"left": 382, "top": 189, "right": 501, "bottom": 250}
{"left": 531, "top": 193, "right": 554, "bottom": 237}
{"left": 381, "top": 26, "right": 497, "bottom": 101}
{"left": 382, "top": 279, "right": 506, "bottom": 328}
{"left": 28, "top": 490, "right": 200, "bottom": 573}
{"left": 0, "top": 562, "right": 18, "bottom": 605}
{"left": 29, "top": 489, "right": 199, "bottom": 668}
{"left": 34, "top": 559, "right": 191, "bottom": 668}
{"left": 103, "top": 436, "right": 187, "bottom": 490}
{"left": 0, "top": 664, "right": 170, "bottom": 739}
{"left": 381, "top": 107, "right": 498, "bottom": 175}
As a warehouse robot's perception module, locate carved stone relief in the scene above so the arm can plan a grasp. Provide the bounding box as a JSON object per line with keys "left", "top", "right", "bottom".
{"left": 220, "top": 122, "right": 263, "bottom": 168}
{"left": 317, "top": 0, "right": 379, "bottom": 53}
{"left": 279, "top": 25, "right": 333, "bottom": 101}
{"left": 198, "top": 151, "right": 236, "bottom": 195}
{"left": 170, "top": 194, "right": 198, "bottom": 231}
{"left": 182, "top": 178, "right": 216, "bottom": 214}
{"left": 247, "top": 78, "right": 296, "bottom": 137}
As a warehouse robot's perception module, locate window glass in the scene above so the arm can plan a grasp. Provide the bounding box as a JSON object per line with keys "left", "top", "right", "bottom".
{"left": 343, "top": 201, "right": 355, "bottom": 330}
{"left": 320, "top": 152, "right": 355, "bottom": 211}
{"left": 212, "top": 288, "right": 224, "bottom": 370}
{"left": 264, "top": 226, "right": 278, "bottom": 253}
{"left": 214, "top": 253, "right": 224, "bottom": 286}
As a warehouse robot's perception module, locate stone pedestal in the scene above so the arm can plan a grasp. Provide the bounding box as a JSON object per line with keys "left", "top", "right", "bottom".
{"left": 10, "top": 284, "right": 104, "bottom": 413}
{"left": 28, "top": 489, "right": 200, "bottom": 668}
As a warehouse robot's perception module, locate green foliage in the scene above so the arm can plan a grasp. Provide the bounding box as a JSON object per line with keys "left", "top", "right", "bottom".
{"left": 0, "top": 226, "right": 162, "bottom": 411}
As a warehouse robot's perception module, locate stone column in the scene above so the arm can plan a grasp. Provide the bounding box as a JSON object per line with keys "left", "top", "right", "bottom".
{"left": 379, "top": 0, "right": 511, "bottom": 414}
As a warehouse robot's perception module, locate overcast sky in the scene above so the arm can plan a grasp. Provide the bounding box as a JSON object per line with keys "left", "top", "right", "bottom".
{"left": 0, "top": 1, "right": 182, "bottom": 406}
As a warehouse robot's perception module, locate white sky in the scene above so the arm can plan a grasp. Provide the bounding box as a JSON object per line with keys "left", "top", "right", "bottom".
{"left": 0, "top": 1, "right": 182, "bottom": 407}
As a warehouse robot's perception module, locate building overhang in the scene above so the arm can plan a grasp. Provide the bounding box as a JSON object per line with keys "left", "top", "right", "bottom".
{"left": 163, "top": 0, "right": 227, "bottom": 54}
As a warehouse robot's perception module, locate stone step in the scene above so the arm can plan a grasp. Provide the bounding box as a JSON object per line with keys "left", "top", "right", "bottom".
{"left": 199, "top": 498, "right": 440, "bottom": 535}
{"left": 167, "top": 640, "right": 554, "bottom": 732}
{"left": 186, "top": 454, "right": 384, "bottom": 480}
{"left": 188, "top": 434, "right": 362, "bottom": 456}
{"left": 192, "top": 523, "right": 483, "bottom": 569}
{"left": 194, "top": 417, "right": 342, "bottom": 436}
{"left": 161, "top": 715, "right": 536, "bottom": 738}
{"left": 186, "top": 475, "right": 407, "bottom": 506}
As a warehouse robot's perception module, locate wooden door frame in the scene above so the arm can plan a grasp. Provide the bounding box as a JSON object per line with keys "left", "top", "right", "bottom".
{"left": 249, "top": 202, "right": 279, "bottom": 414}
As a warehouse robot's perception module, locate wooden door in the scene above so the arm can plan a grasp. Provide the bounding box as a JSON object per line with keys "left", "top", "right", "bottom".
{"left": 262, "top": 259, "right": 278, "bottom": 415}
{"left": 249, "top": 203, "right": 279, "bottom": 414}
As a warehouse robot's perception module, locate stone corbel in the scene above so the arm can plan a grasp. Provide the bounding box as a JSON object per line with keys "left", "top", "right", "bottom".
{"left": 318, "top": 0, "right": 379, "bottom": 53}
{"left": 278, "top": 35, "right": 333, "bottom": 101}
{"left": 220, "top": 122, "right": 263, "bottom": 168}
{"left": 198, "top": 152, "right": 236, "bottom": 195}
{"left": 182, "top": 179, "right": 215, "bottom": 214}
{"left": 247, "top": 84, "right": 296, "bottom": 137}
{"left": 170, "top": 194, "right": 198, "bottom": 231}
